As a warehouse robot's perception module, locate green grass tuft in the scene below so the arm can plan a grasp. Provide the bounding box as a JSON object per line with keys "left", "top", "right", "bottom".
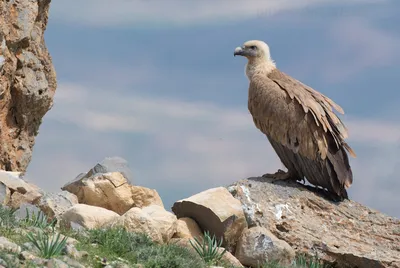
{"left": 26, "top": 231, "right": 68, "bottom": 259}
{"left": 19, "top": 208, "right": 57, "bottom": 230}
{"left": 189, "top": 230, "right": 226, "bottom": 266}
{"left": 74, "top": 226, "right": 206, "bottom": 268}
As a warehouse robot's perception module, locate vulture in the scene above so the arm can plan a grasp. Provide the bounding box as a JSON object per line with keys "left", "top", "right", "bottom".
{"left": 233, "top": 40, "right": 356, "bottom": 201}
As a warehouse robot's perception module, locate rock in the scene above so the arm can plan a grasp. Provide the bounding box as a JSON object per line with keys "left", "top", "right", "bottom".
{"left": 0, "top": 237, "right": 21, "bottom": 254}
{"left": 0, "top": 171, "right": 42, "bottom": 208}
{"left": 235, "top": 226, "right": 295, "bottom": 267}
{"left": 0, "top": 0, "right": 57, "bottom": 171}
{"left": 142, "top": 205, "right": 177, "bottom": 243}
{"left": 62, "top": 171, "right": 163, "bottom": 215}
{"left": 19, "top": 250, "right": 37, "bottom": 261}
{"left": 45, "top": 258, "right": 70, "bottom": 268}
{"left": 107, "top": 207, "right": 163, "bottom": 243}
{"left": 14, "top": 203, "right": 40, "bottom": 220}
{"left": 172, "top": 187, "right": 247, "bottom": 252}
{"left": 229, "top": 178, "right": 400, "bottom": 268}
{"left": 60, "top": 204, "right": 119, "bottom": 229}
{"left": 37, "top": 191, "right": 78, "bottom": 220}
{"left": 173, "top": 217, "right": 203, "bottom": 240}
{"left": 218, "top": 248, "right": 244, "bottom": 267}
{"left": 85, "top": 156, "right": 134, "bottom": 183}
{"left": 60, "top": 256, "right": 86, "bottom": 268}
{"left": 169, "top": 237, "right": 193, "bottom": 249}
{"left": 8, "top": 190, "right": 42, "bottom": 208}
{"left": 0, "top": 182, "right": 10, "bottom": 205}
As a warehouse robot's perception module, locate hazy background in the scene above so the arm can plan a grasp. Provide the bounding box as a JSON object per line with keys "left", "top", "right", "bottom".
{"left": 25, "top": 0, "right": 400, "bottom": 218}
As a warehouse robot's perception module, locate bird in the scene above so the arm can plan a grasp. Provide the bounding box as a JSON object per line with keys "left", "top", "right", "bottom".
{"left": 233, "top": 40, "right": 356, "bottom": 201}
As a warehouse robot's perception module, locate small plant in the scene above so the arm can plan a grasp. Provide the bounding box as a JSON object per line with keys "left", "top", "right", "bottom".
{"left": 20, "top": 208, "right": 56, "bottom": 230}
{"left": 294, "top": 253, "right": 331, "bottom": 268}
{"left": 0, "top": 205, "right": 17, "bottom": 227}
{"left": 26, "top": 231, "right": 67, "bottom": 259}
{"left": 189, "top": 230, "right": 227, "bottom": 265}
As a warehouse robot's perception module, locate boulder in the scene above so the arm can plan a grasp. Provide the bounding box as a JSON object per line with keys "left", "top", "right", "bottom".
{"left": 229, "top": 178, "right": 400, "bottom": 268}
{"left": 235, "top": 226, "right": 295, "bottom": 267}
{"left": 142, "top": 205, "right": 177, "bottom": 243}
{"left": 60, "top": 204, "right": 119, "bottom": 229}
{"left": 36, "top": 191, "right": 79, "bottom": 220}
{"left": 0, "top": 171, "right": 42, "bottom": 208}
{"left": 172, "top": 187, "right": 247, "bottom": 252}
{"left": 84, "top": 156, "right": 134, "bottom": 183}
{"left": 173, "top": 217, "right": 203, "bottom": 240}
{"left": 62, "top": 171, "right": 163, "bottom": 215}
{"left": 8, "top": 191, "right": 42, "bottom": 208}
{"left": 0, "top": 0, "right": 57, "bottom": 171}
{"left": 106, "top": 207, "right": 163, "bottom": 243}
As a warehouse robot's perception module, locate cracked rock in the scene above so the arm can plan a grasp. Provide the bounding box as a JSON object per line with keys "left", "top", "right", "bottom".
{"left": 62, "top": 171, "right": 163, "bottom": 215}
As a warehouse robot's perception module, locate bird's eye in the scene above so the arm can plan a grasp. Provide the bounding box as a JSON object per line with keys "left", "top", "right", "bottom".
{"left": 250, "top": 46, "right": 257, "bottom": 50}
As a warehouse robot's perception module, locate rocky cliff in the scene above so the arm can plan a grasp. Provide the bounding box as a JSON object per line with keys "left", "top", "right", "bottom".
{"left": 1, "top": 157, "right": 398, "bottom": 268}
{"left": 0, "top": 0, "right": 56, "bottom": 171}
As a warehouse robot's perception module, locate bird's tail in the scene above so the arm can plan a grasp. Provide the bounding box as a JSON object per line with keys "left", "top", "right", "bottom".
{"left": 326, "top": 145, "right": 353, "bottom": 199}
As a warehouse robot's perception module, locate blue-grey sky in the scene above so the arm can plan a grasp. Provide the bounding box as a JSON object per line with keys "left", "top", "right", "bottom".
{"left": 25, "top": 0, "right": 400, "bottom": 218}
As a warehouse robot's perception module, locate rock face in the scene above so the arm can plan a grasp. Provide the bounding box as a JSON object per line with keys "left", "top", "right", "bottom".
{"left": 229, "top": 177, "right": 400, "bottom": 268}
{"left": 62, "top": 171, "right": 163, "bottom": 215}
{"left": 235, "top": 226, "right": 295, "bottom": 267}
{"left": 172, "top": 187, "right": 247, "bottom": 252}
{"left": 0, "top": 0, "right": 57, "bottom": 172}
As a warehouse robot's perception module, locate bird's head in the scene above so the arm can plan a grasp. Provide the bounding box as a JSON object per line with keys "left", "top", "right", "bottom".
{"left": 234, "top": 40, "right": 272, "bottom": 62}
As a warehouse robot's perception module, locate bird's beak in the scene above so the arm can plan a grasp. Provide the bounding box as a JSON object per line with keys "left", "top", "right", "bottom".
{"left": 234, "top": 46, "right": 245, "bottom": 57}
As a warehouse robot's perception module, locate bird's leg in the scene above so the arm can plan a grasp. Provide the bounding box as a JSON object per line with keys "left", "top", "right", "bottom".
{"left": 262, "top": 169, "right": 298, "bottom": 182}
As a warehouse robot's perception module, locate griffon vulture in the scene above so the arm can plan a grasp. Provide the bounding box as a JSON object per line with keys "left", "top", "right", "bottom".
{"left": 234, "top": 40, "right": 356, "bottom": 200}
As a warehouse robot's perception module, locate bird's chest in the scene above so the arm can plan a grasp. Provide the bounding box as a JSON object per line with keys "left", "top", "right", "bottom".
{"left": 248, "top": 84, "right": 287, "bottom": 134}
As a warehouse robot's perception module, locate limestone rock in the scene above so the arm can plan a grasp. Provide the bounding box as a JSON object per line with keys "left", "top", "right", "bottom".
{"left": 85, "top": 156, "right": 134, "bottom": 183}
{"left": 0, "top": 0, "right": 57, "bottom": 171}
{"left": 218, "top": 248, "right": 243, "bottom": 267}
{"left": 172, "top": 187, "right": 247, "bottom": 252}
{"left": 235, "top": 226, "right": 295, "bottom": 267}
{"left": 0, "top": 237, "right": 21, "bottom": 254}
{"left": 142, "top": 205, "right": 177, "bottom": 243}
{"left": 60, "top": 204, "right": 119, "bottom": 229}
{"left": 62, "top": 171, "right": 163, "bottom": 215}
{"left": 37, "top": 191, "right": 79, "bottom": 220}
{"left": 107, "top": 207, "right": 163, "bottom": 243}
{"left": 14, "top": 203, "right": 40, "bottom": 221}
{"left": 229, "top": 178, "right": 400, "bottom": 268}
{"left": 173, "top": 217, "right": 203, "bottom": 240}
{"left": 8, "top": 190, "right": 42, "bottom": 208}
{"left": 0, "top": 171, "right": 42, "bottom": 208}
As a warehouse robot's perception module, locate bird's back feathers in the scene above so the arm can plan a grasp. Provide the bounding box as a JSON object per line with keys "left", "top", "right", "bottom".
{"left": 248, "top": 68, "right": 355, "bottom": 199}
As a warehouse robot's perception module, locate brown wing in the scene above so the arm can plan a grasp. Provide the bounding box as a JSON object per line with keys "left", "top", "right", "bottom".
{"left": 248, "top": 69, "right": 354, "bottom": 198}
{"left": 268, "top": 69, "right": 356, "bottom": 157}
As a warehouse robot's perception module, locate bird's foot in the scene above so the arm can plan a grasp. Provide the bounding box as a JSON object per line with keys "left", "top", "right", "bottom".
{"left": 262, "top": 169, "right": 297, "bottom": 182}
